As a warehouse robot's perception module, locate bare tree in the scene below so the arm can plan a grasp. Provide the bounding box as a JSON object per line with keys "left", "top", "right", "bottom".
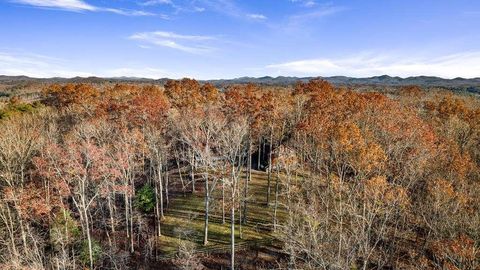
{"left": 217, "top": 117, "right": 248, "bottom": 269}
{"left": 175, "top": 107, "right": 225, "bottom": 246}
{"left": 0, "top": 113, "right": 45, "bottom": 265}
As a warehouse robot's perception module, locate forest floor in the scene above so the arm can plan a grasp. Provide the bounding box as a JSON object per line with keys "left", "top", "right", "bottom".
{"left": 155, "top": 169, "right": 287, "bottom": 267}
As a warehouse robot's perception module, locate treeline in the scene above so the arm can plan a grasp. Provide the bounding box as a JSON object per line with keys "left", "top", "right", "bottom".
{"left": 0, "top": 79, "right": 479, "bottom": 269}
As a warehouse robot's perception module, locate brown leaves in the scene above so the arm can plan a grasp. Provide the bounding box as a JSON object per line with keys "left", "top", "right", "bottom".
{"left": 43, "top": 83, "right": 99, "bottom": 108}
{"left": 35, "top": 136, "right": 119, "bottom": 195}
{"left": 365, "top": 176, "right": 409, "bottom": 209}
{"left": 224, "top": 83, "right": 262, "bottom": 124}
{"left": 293, "top": 79, "right": 334, "bottom": 96}
{"left": 427, "top": 178, "right": 471, "bottom": 212}
{"left": 130, "top": 85, "right": 170, "bottom": 125}
{"left": 16, "top": 183, "right": 52, "bottom": 220}
{"left": 165, "top": 78, "right": 219, "bottom": 110}
{"left": 399, "top": 85, "right": 423, "bottom": 97}
{"left": 430, "top": 234, "right": 479, "bottom": 270}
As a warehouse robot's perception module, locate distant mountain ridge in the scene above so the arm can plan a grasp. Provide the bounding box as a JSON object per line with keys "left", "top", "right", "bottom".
{"left": 208, "top": 75, "right": 480, "bottom": 87}
{"left": 1, "top": 75, "right": 480, "bottom": 92}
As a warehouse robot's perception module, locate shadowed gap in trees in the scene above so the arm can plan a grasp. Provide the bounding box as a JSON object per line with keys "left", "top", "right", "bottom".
{"left": 251, "top": 138, "right": 271, "bottom": 171}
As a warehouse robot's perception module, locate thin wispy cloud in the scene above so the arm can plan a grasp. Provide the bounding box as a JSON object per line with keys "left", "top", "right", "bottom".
{"left": 0, "top": 51, "right": 93, "bottom": 78}
{"left": 137, "top": 0, "right": 266, "bottom": 21}
{"left": 131, "top": 31, "right": 214, "bottom": 41}
{"left": 287, "top": 4, "right": 346, "bottom": 27}
{"left": 103, "top": 67, "right": 177, "bottom": 79}
{"left": 12, "top": 0, "right": 156, "bottom": 16}
{"left": 198, "top": 0, "right": 237, "bottom": 16}
{"left": 129, "top": 31, "right": 217, "bottom": 54}
{"left": 197, "top": 0, "right": 266, "bottom": 21}
{"left": 13, "top": 0, "right": 96, "bottom": 11}
{"left": 266, "top": 52, "right": 480, "bottom": 79}
{"left": 290, "top": 0, "right": 316, "bottom": 8}
{"left": 139, "top": 0, "right": 205, "bottom": 15}
{"left": 247, "top": 13, "right": 267, "bottom": 21}
{"left": 102, "top": 8, "right": 155, "bottom": 16}
{"left": 0, "top": 51, "right": 179, "bottom": 79}
{"left": 140, "top": 0, "right": 173, "bottom": 6}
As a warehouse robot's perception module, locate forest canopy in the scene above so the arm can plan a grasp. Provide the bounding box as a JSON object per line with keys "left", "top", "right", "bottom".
{"left": 0, "top": 79, "right": 479, "bottom": 269}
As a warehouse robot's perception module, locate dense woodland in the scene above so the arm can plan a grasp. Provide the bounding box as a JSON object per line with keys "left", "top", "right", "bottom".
{"left": 0, "top": 79, "right": 479, "bottom": 269}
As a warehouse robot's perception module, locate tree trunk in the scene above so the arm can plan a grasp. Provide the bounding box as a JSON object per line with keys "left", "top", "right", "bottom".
{"left": 4, "top": 203, "right": 19, "bottom": 258}
{"left": 107, "top": 193, "right": 116, "bottom": 248}
{"left": 243, "top": 139, "right": 251, "bottom": 224}
{"left": 230, "top": 201, "right": 235, "bottom": 270}
{"left": 203, "top": 171, "right": 209, "bottom": 246}
{"left": 158, "top": 163, "right": 164, "bottom": 219}
{"left": 155, "top": 177, "right": 162, "bottom": 237}
{"left": 124, "top": 181, "right": 130, "bottom": 240}
{"left": 222, "top": 177, "right": 226, "bottom": 224}
{"left": 129, "top": 195, "right": 134, "bottom": 253}
{"left": 273, "top": 167, "right": 280, "bottom": 232}
{"left": 190, "top": 152, "right": 195, "bottom": 193}
{"left": 79, "top": 187, "right": 94, "bottom": 269}
{"left": 174, "top": 148, "right": 186, "bottom": 196}
{"left": 13, "top": 199, "right": 28, "bottom": 255}
{"left": 239, "top": 200, "right": 243, "bottom": 240}
{"left": 257, "top": 137, "right": 261, "bottom": 170}
{"left": 231, "top": 166, "right": 236, "bottom": 270}
{"left": 165, "top": 167, "right": 169, "bottom": 207}
{"left": 85, "top": 207, "right": 94, "bottom": 269}
{"left": 267, "top": 129, "right": 273, "bottom": 206}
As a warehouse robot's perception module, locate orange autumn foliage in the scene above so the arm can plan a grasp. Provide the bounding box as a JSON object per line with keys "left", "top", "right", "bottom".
{"left": 43, "top": 83, "right": 99, "bottom": 108}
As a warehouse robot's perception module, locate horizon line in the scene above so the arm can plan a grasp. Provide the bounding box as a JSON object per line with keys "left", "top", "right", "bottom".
{"left": 1, "top": 74, "right": 480, "bottom": 81}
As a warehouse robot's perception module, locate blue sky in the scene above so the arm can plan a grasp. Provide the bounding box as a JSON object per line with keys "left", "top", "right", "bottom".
{"left": 0, "top": 0, "right": 479, "bottom": 79}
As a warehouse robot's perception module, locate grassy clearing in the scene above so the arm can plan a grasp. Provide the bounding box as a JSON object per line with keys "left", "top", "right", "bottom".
{"left": 156, "top": 169, "right": 286, "bottom": 257}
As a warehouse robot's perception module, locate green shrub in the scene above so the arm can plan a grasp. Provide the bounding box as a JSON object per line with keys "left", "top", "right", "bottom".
{"left": 50, "top": 208, "right": 81, "bottom": 247}
{"left": 14, "top": 103, "right": 34, "bottom": 112}
{"left": 135, "top": 184, "right": 156, "bottom": 212}
{"left": 79, "top": 239, "right": 102, "bottom": 266}
{"left": 0, "top": 110, "right": 7, "bottom": 119}
{"left": 0, "top": 99, "right": 41, "bottom": 120}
